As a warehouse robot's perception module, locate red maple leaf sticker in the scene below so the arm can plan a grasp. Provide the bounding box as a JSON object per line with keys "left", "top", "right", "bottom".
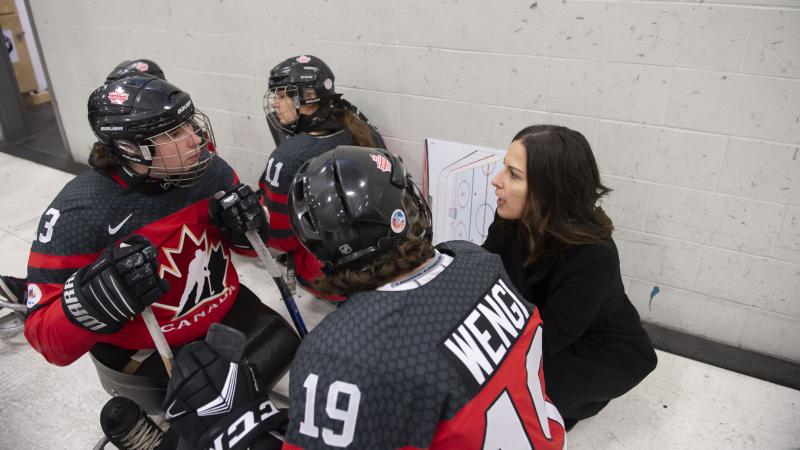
{"left": 108, "top": 87, "right": 130, "bottom": 105}
{"left": 371, "top": 154, "right": 391, "bottom": 172}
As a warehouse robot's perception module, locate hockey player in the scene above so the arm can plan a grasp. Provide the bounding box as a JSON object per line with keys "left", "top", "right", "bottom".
{"left": 259, "top": 55, "right": 385, "bottom": 299}
{"left": 24, "top": 74, "right": 298, "bottom": 390}
{"left": 0, "top": 59, "right": 170, "bottom": 312}
{"left": 152, "top": 146, "right": 566, "bottom": 450}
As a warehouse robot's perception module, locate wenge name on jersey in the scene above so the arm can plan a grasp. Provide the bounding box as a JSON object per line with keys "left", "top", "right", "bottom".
{"left": 439, "top": 278, "right": 532, "bottom": 392}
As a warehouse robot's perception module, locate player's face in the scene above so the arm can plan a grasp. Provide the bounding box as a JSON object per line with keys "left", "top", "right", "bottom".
{"left": 150, "top": 122, "right": 204, "bottom": 175}
{"left": 272, "top": 89, "right": 299, "bottom": 125}
{"left": 491, "top": 140, "right": 528, "bottom": 220}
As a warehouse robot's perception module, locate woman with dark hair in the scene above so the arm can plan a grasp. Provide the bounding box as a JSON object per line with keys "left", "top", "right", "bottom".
{"left": 260, "top": 55, "right": 386, "bottom": 299}
{"left": 483, "top": 124, "right": 657, "bottom": 430}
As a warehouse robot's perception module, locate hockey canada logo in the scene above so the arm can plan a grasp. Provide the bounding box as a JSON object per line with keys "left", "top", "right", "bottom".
{"left": 152, "top": 226, "right": 233, "bottom": 327}
{"left": 134, "top": 61, "right": 149, "bottom": 72}
{"left": 107, "top": 87, "right": 129, "bottom": 105}
{"left": 296, "top": 55, "right": 311, "bottom": 63}
{"left": 371, "top": 154, "right": 391, "bottom": 172}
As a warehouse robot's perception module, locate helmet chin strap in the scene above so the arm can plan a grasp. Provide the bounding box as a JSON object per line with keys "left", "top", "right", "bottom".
{"left": 116, "top": 161, "right": 174, "bottom": 194}
{"left": 292, "top": 94, "right": 346, "bottom": 135}
{"left": 294, "top": 108, "right": 341, "bottom": 135}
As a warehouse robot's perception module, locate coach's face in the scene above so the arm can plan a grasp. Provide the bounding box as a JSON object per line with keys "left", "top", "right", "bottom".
{"left": 492, "top": 140, "right": 528, "bottom": 220}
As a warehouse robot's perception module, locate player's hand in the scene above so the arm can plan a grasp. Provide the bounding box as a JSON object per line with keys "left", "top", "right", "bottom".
{"left": 61, "top": 235, "right": 168, "bottom": 334}
{"left": 164, "top": 323, "right": 286, "bottom": 449}
{"left": 209, "top": 184, "right": 270, "bottom": 250}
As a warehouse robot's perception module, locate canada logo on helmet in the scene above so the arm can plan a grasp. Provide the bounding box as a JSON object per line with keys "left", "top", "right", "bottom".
{"left": 296, "top": 55, "right": 311, "bottom": 64}
{"left": 107, "top": 86, "right": 129, "bottom": 105}
{"left": 134, "top": 61, "right": 149, "bottom": 72}
{"left": 371, "top": 154, "right": 391, "bottom": 172}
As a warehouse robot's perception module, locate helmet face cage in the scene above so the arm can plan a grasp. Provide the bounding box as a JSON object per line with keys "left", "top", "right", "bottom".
{"left": 264, "top": 85, "right": 299, "bottom": 134}
{"left": 117, "top": 110, "right": 215, "bottom": 187}
{"left": 264, "top": 84, "right": 321, "bottom": 135}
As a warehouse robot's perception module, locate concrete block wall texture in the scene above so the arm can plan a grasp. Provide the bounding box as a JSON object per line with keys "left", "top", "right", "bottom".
{"left": 26, "top": 0, "right": 800, "bottom": 362}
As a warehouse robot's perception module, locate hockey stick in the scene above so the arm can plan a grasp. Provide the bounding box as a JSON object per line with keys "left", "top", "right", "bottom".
{"left": 118, "top": 241, "right": 174, "bottom": 377}
{"left": 141, "top": 307, "right": 174, "bottom": 377}
{"left": 245, "top": 230, "right": 308, "bottom": 338}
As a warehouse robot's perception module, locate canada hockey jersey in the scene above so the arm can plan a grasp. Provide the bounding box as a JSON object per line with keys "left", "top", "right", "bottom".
{"left": 282, "top": 241, "right": 566, "bottom": 450}
{"left": 24, "top": 157, "right": 247, "bottom": 366}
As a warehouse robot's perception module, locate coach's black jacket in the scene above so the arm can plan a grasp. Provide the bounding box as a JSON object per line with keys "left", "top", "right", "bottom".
{"left": 483, "top": 219, "right": 657, "bottom": 421}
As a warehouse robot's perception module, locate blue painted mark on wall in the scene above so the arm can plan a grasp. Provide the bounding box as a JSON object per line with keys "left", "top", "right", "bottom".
{"left": 649, "top": 286, "right": 660, "bottom": 311}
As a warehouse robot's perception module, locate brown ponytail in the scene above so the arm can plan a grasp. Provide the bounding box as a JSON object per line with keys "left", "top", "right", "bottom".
{"left": 332, "top": 108, "right": 375, "bottom": 147}
{"left": 89, "top": 141, "right": 119, "bottom": 170}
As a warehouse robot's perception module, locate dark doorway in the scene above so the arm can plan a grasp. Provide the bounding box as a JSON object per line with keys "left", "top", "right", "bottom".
{"left": 0, "top": 0, "right": 84, "bottom": 175}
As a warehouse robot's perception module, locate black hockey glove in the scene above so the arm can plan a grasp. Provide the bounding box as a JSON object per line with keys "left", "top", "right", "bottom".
{"left": 209, "top": 184, "right": 270, "bottom": 250}
{"left": 62, "top": 235, "right": 168, "bottom": 334}
{"left": 164, "top": 323, "right": 286, "bottom": 450}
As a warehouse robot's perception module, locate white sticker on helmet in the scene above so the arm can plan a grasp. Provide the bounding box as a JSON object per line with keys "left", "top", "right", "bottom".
{"left": 139, "top": 145, "right": 152, "bottom": 161}
{"left": 26, "top": 283, "right": 42, "bottom": 308}
{"left": 323, "top": 78, "right": 333, "bottom": 90}
{"left": 135, "top": 62, "right": 149, "bottom": 72}
{"left": 391, "top": 209, "right": 407, "bottom": 234}
{"left": 296, "top": 55, "right": 311, "bottom": 63}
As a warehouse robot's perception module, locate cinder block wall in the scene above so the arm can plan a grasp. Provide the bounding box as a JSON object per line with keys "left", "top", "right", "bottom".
{"left": 28, "top": 0, "right": 800, "bottom": 362}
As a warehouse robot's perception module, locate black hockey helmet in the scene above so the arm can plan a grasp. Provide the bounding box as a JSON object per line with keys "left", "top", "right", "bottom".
{"left": 289, "top": 146, "right": 432, "bottom": 274}
{"left": 105, "top": 59, "right": 165, "bottom": 83}
{"left": 87, "top": 74, "right": 215, "bottom": 187}
{"left": 263, "top": 55, "right": 339, "bottom": 135}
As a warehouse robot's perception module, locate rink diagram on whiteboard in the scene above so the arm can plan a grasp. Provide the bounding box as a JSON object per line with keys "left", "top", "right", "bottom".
{"left": 425, "top": 139, "right": 506, "bottom": 246}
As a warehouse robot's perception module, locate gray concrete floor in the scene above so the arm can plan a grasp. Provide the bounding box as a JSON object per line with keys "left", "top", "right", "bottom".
{"left": 0, "top": 152, "right": 798, "bottom": 449}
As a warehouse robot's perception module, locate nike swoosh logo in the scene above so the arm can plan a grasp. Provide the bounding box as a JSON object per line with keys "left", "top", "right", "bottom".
{"left": 108, "top": 213, "right": 133, "bottom": 235}
{"left": 164, "top": 400, "right": 188, "bottom": 420}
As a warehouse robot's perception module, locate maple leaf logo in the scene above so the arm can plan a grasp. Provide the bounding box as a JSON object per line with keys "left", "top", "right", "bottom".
{"left": 108, "top": 86, "right": 129, "bottom": 105}
{"left": 153, "top": 225, "right": 232, "bottom": 319}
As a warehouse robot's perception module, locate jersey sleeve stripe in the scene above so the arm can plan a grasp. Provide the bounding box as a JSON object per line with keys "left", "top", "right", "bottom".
{"left": 265, "top": 201, "right": 288, "bottom": 214}
{"left": 27, "top": 267, "right": 81, "bottom": 284}
{"left": 270, "top": 229, "right": 294, "bottom": 240}
{"left": 28, "top": 251, "right": 102, "bottom": 270}
{"left": 265, "top": 190, "right": 289, "bottom": 204}
{"left": 268, "top": 211, "right": 291, "bottom": 229}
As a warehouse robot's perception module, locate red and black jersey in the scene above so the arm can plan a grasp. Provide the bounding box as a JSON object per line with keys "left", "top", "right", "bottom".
{"left": 259, "top": 130, "right": 356, "bottom": 294}
{"left": 282, "top": 241, "right": 566, "bottom": 450}
{"left": 24, "top": 157, "right": 250, "bottom": 366}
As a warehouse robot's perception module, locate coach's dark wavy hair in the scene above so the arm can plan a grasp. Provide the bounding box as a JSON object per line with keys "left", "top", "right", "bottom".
{"left": 500, "top": 125, "right": 613, "bottom": 265}
{"left": 313, "top": 192, "right": 434, "bottom": 296}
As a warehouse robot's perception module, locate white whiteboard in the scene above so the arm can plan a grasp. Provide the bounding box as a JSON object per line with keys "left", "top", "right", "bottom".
{"left": 424, "top": 138, "right": 507, "bottom": 246}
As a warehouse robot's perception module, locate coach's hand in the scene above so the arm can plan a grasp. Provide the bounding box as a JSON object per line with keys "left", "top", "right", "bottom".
{"left": 61, "top": 235, "right": 168, "bottom": 334}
